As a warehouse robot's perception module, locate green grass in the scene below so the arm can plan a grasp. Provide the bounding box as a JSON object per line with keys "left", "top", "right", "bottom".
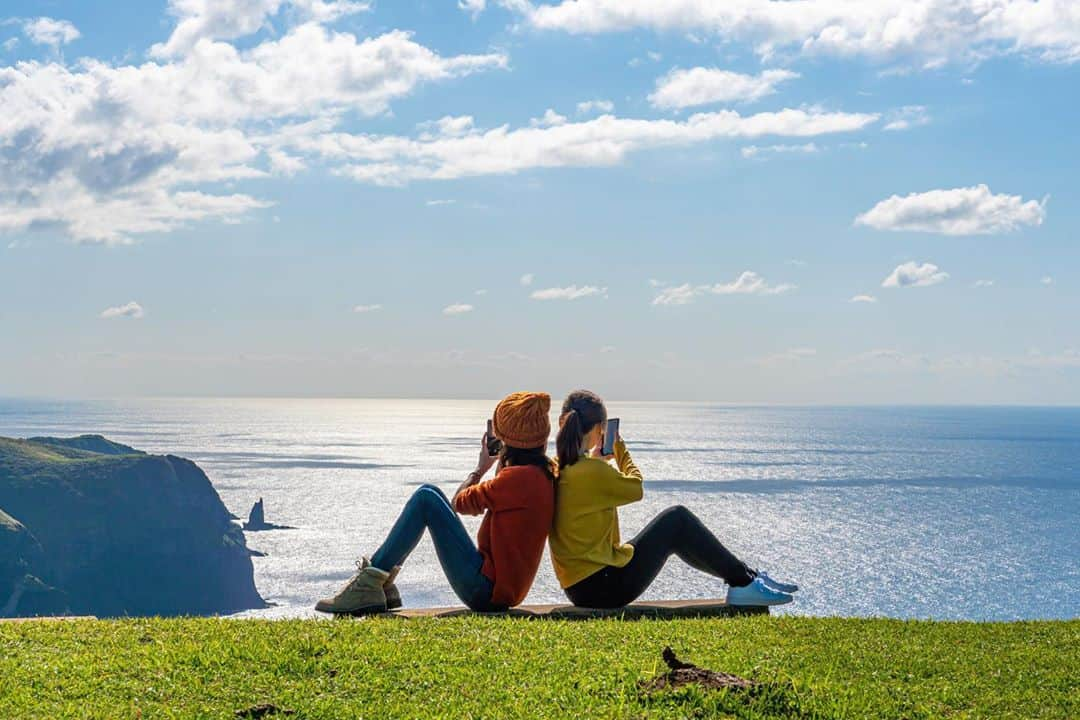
{"left": 1, "top": 616, "right": 1077, "bottom": 719}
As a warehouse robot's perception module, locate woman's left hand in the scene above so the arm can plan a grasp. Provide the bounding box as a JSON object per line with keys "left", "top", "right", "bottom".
{"left": 475, "top": 432, "right": 499, "bottom": 477}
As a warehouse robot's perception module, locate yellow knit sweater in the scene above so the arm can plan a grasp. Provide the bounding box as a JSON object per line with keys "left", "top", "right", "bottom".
{"left": 549, "top": 439, "right": 644, "bottom": 588}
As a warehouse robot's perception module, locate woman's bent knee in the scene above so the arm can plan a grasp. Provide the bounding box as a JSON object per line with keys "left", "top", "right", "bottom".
{"left": 409, "top": 484, "right": 445, "bottom": 507}
{"left": 661, "top": 504, "right": 693, "bottom": 521}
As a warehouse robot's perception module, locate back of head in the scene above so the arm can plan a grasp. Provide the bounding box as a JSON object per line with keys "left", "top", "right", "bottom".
{"left": 492, "top": 391, "right": 556, "bottom": 481}
{"left": 492, "top": 391, "right": 551, "bottom": 450}
{"left": 556, "top": 389, "right": 607, "bottom": 470}
{"left": 500, "top": 445, "right": 557, "bottom": 483}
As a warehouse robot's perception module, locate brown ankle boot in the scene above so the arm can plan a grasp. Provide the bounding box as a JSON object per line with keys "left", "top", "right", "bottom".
{"left": 359, "top": 557, "right": 402, "bottom": 609}
{"left": 314, "top": 561, "right": 389, "bottom": 615}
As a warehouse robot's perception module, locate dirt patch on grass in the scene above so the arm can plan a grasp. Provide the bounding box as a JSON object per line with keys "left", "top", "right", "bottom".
{"left": 234, "top": 703, "right": 295, "bottom": 718}
{"left": 639, "top": 647, "right": 759, "bottom": 693}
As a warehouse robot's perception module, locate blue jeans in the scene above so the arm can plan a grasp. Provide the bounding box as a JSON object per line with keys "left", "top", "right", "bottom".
{"left": 370, "top": 484, "right": 497, "bottom": 610}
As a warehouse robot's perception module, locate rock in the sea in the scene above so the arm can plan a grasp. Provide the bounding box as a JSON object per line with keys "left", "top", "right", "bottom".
{"left": 242, "top": 497, "right": 294, "bottom": 531}
{"left": 245, "top": 497, "right": 267, "bottom": 530}
{"left": 0, "top": 435, "right": 265, "bottom": 618}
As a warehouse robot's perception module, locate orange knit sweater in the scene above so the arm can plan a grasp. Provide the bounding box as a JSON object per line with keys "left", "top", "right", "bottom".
{"left": 453, "top": 464, "right": 554, "bottom": 608}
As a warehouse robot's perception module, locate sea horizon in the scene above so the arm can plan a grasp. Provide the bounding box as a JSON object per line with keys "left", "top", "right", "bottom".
{"left": 6, "top": 394, "right": 1080, "bottom": 408}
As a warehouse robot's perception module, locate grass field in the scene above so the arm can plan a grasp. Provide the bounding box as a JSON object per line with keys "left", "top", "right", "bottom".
{"left": 1, "top": 616, "right": 1077, "bottom": 719}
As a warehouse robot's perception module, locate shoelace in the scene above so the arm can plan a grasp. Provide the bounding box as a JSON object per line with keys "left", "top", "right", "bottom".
{"left": 345, "top": 559, "right": 367, "bottom": 591}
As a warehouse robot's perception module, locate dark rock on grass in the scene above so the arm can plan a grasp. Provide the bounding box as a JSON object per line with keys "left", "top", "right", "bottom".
{"left": 0, "top": 435, "right": 265, "bottom": 618}
{"left": 235, "top": 703, "right": 296, "bottom": 718}
{"left": 640, "top": 647, "right": 759, "bottom": 693}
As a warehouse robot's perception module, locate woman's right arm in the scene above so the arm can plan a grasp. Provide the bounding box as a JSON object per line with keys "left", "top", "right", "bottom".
{"left": 613, "top": 438, "right": 642, "bottom": 482}
{"left": 599, "top": 438, "right": 643, "bottom": 506}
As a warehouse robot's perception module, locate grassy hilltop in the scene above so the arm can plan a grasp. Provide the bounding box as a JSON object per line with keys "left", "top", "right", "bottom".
{"left": 1, "top": 615, "right": 1077, "bottom": 719}
{"left": 0, "top": 435, "right": 263, "bottom": 618}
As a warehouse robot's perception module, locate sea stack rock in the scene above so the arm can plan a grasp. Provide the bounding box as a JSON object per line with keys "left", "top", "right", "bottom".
{"left": 244, "top": 498, "right": 267, "bottom": 530}
{"left": 242, "top": 497, "right": 293, "bottom": 531}
{"left": 0, "top": 435, "right": 265, "bottom": 618}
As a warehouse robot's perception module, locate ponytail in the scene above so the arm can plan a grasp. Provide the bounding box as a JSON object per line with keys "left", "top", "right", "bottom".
{"left": 556, "top": 390, "right": 607, "bottom": 470}
{"left": 556, "top": 409, "right": 583, "bottom": 470}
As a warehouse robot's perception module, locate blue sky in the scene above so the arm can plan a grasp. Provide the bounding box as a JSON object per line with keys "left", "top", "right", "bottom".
{"left": 1, "top": 1, "right": 1078, "bottom": 403}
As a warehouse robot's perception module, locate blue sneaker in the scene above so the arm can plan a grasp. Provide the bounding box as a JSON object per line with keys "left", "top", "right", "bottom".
{"left": 756, "top": 571, "right": 798, "bottom": 594}
{"left": 726, "top": 577, "right": 793, "bottom": 606}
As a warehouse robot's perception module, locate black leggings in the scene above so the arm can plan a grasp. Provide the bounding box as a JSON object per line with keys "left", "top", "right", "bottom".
{"left": 564, "top": 505, "right": 755, "bottom": 609}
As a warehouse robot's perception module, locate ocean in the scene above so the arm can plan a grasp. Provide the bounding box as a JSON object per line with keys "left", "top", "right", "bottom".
{"left": 1, "top": 398, "right": 1077, "bottom": 621}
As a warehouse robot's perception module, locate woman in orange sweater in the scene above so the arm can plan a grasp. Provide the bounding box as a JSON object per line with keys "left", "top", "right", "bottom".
{"left": 316, "top": 392, "right": 555, "bottom": 615}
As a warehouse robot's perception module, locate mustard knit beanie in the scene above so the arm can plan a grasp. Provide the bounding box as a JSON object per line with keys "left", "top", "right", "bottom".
{"left": 492, "top": 391, "right": 551, "bottom": 449}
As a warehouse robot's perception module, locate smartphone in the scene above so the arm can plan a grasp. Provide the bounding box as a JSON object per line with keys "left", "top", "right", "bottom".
{"left": 486, "top": 419, "right": 503, "bottom": 457}
{"left": 602, "top": 418, "right": 620, "bottom": 456}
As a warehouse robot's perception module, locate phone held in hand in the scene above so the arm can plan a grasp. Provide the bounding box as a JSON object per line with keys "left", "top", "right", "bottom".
{"left": 602, "top": 418, "right": 620, "bottom": 456}
{"left": 486, "top": 419, "right": 503, "bottom": 457}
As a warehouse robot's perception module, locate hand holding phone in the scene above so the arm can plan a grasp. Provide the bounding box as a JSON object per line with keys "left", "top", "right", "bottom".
{"left": 601, "top": 418, "right": 620, "bottom": 456}
{"left": 485, "top": 419, "right": 504, "bottom": 457}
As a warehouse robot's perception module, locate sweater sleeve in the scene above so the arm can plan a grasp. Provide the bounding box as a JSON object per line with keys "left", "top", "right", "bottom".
{"left": 597, "top": 439, "right": 643, "bottom": 507}
{"left": 613, "top": 438, "right": 642, "bottom": 482}
{"left": 453, "top": 469, "right": 529, "bottom": 516}
{"left": 453, "top": 480, "right": 489, "bottom": 516}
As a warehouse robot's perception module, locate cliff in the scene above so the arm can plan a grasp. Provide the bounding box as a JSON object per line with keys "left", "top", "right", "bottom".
{"left": 0, "top": 435, "right": 264, "bottom": 618}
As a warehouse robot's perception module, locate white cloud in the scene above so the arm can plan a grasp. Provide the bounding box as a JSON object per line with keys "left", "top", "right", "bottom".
{"left": 1041, "top": 276, "right": 1054, "bottom": 286}
{"left": 838, "top": 347, "right": 1080, "bottom": 376}
{"left": 882, "top": 261, "right": 949, "bottom": 288}
{"left": 443, "top": 303, "right": 475, "bottom": 315}
{"left": 600, "top": 345, "right": 617, "bottom": 353}
{"left": 268, "top": 149, "right": 306, "bottom": 176}
{"left": 314, "top": 107, "right": 878, "bottom": 187}
{"left": 531, "top": 285, "right": 607, "bottom": 300}
{"left": 842, "top": 348, "right": 929, "bottom": 372}
{"left": 883, "top": 105, "right": 931, "bottom": 131}
{"left": 353, "top": 303, "right": 382, "bottom": 313}
{"left": 519, "top": 273, "right": 535, "bottom": 286}
{"left": 972, "top": 279, "right": 994, "bottom": 288}
{"left": 711, "top": 272, "right": 794, "bottom": 295}
{"left": 22, "top": 18, "right": 80, "bottom": 48}
{"left": 1022, "top": 348, "right": 1080, "bottom": 368}
{"left": 653, "top": 272, "right": 795, "bottom": 305}
{"left": 761, "top": 347, "right": 817, "bottom": 365}
{"left": 850, "top": 294, "right": 878, "bottom": 303}
{"left": 294, "top": 0, "right": 371, "bottom": 23}
{"left": 576, "top": 99, "right": 614, "bottom": 115}
{"left": 459, "top": 0, "right": 487, "bottom": 19}
{"left": 426, "top": 199, "right": 456, "bottom": 206}
{"left": 649, "top": 67, "right": 799, "bottom": 109}
{"left": 530, "top": 108, "right": 568, "bottom": 127}
{"left": 856, "top": 185, "right": 1047, "bottom": 235}
{"left": 100, "top": 301, "right": 145, "bottom": 319}
{"left": 522, "top": 1, "right": 1080, "bottom": 67}
{"left": 0, "top": 26, "right": 505, "bottom": 244}
{"left": 474, "top": 289, "right": 488, "bottom": 295}
{"left": 741, "top": 143, "right": 819, "bottom": 158}
{"left": 419, "top": 115, "right": 478, "bottom": 139}
{"left": 2, "top": 38, "right": 19, "bottom": 53}
{"left": 152, "top": 0, "right": 371, "bottom": 57}
{"left": 651, "top": 283, "right": 700, "bottom": 306}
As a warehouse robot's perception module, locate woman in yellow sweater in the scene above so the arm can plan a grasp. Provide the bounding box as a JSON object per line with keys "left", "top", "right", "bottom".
{"left": 549, "top": 390, "right": 797, "bottom": 608}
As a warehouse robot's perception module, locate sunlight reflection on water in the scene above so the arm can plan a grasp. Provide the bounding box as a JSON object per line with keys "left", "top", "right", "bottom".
{"left": 1, "top": 398, "right": 1077, "bottom": 620}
